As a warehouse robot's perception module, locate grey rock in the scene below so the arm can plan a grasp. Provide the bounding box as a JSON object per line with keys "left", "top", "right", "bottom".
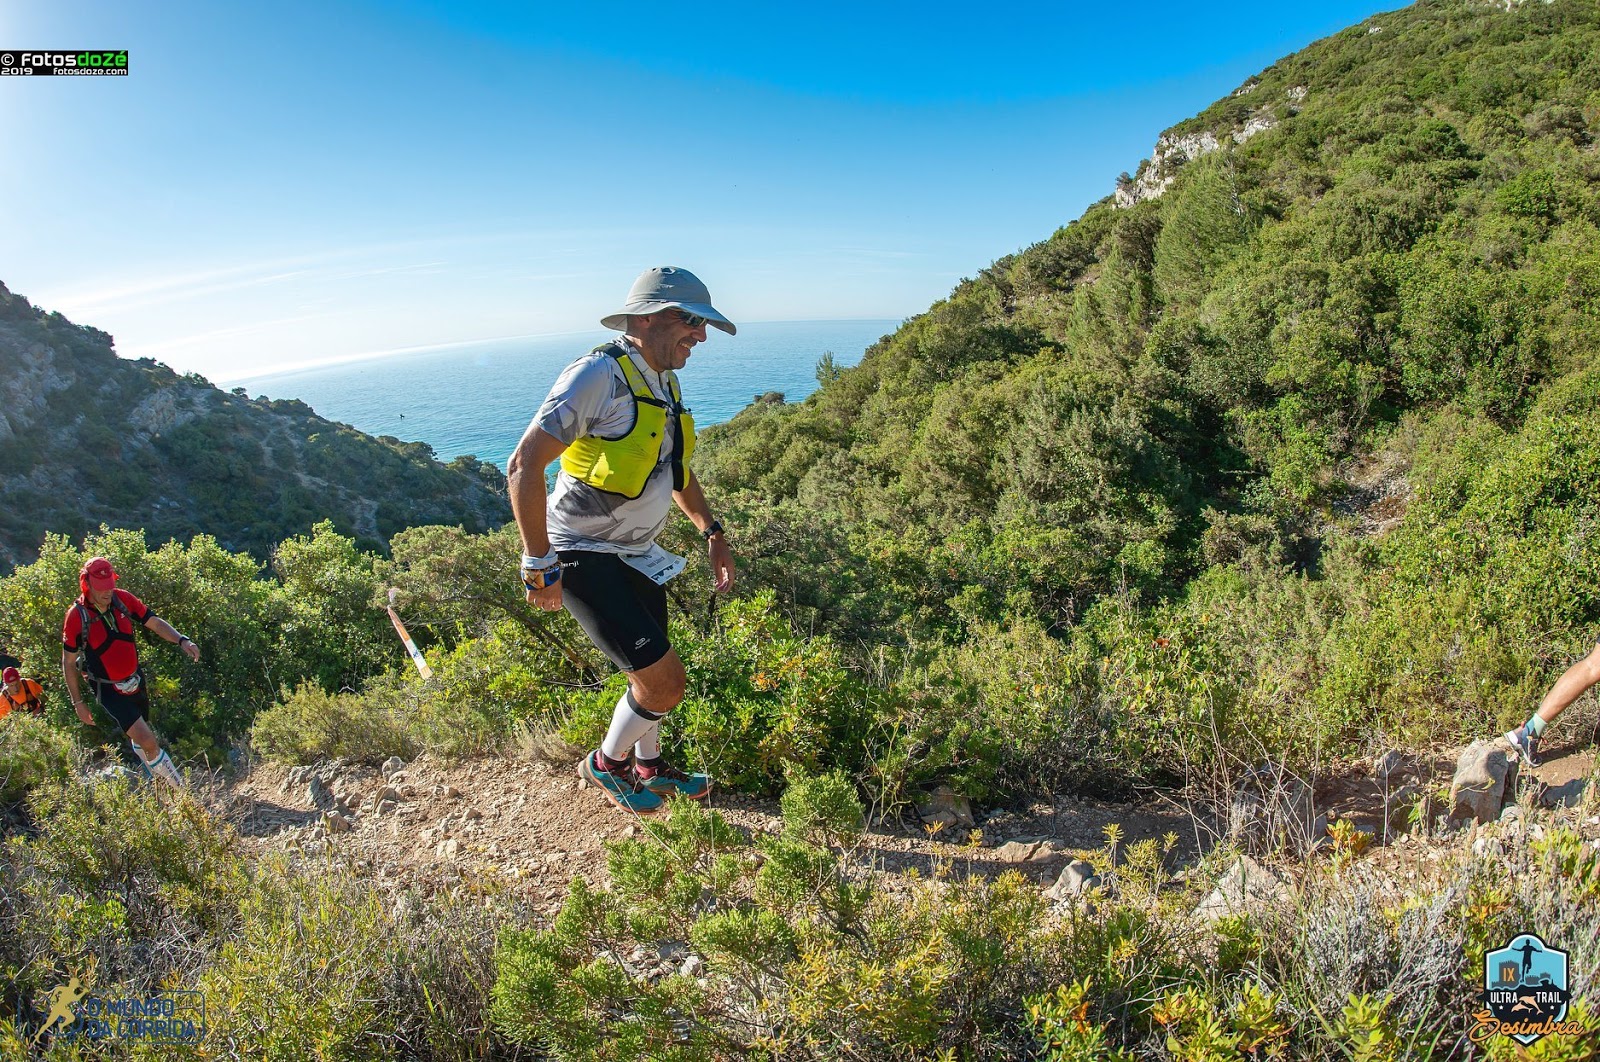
{"left": 436, "top": 838, "right": 461, "bottom": 859}
{"left": 1048, "top": 859, "right": 1099, "bottom": 901}
{"left": 1449, "top": 740, "right": 1516, "bottom": 825}
{"left": 993, "top": 841, "right": 1040, "bottom": 864}
{"left": 307, "top": 777, "right": 335, "bottom": 811}
{"left": 916, "top": 785, "right": 975, "bottom": 829}
{"left": 1193, "top": 854, "right": 1291, "bottom": 922}
{"left": 322, "top": 811, "right": 352, "bottom": 834}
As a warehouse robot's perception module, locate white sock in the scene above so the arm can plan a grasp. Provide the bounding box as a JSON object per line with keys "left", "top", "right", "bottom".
{"left": 599, "top": 690, "right": 662, "bottom": 765}
{"left": 130, "top": 741, "right": 153, "bottom": 779}
{"left": 137, "top": 745, "right": 184, "bottom": 789}
{"left": 634, "top": 722, "right": 661, "bottom": 763}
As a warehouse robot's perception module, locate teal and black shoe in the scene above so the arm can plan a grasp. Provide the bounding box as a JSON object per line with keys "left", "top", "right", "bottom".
{"left": 639, "top": 761, "right": 713, "bottom": 801}
{"left": 578, "top": 752, "right": 664, "bottom": 814}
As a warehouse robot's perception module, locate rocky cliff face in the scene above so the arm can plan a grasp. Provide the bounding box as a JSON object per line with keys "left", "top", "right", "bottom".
{"left": 0, "top": 283, "right": 507, "bottom": 571}
{"left": 1114, "top": 83, "right": 1305, "bottom": 208}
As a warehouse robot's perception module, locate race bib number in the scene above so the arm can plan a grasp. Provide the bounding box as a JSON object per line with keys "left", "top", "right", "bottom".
{"left": 620, "top": 543, "right": 687, "bottom": 586}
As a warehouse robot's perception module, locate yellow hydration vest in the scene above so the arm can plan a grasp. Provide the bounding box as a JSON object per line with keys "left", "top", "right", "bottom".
{"left": 560, "top": 344, "right": 696, "bottom": 499}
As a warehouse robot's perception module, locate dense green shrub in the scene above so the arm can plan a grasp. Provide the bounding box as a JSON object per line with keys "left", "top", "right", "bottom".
{"left": 0, "top": 714, "right": 76, "bottom": 805}
{"left": 249, "top": 680, "right": 418, "bottom": 766}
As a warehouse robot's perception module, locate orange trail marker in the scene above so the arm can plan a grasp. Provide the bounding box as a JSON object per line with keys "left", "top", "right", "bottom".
{"left": 386, "top": 588, "right": 433, "bottom": 680}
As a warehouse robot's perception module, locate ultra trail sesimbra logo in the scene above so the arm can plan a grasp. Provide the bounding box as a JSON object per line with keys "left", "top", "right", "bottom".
{"left": 1472, "top": 932, "right": 1584, "bottom": 1046}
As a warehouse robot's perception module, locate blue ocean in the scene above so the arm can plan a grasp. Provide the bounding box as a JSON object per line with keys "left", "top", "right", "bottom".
{"left": 231, "top": 320, "right": 897, "bottom": 469}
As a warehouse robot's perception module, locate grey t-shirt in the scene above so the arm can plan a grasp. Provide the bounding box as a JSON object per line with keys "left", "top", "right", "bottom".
{"left": 534, "top": 339, "right": 683, "bottom": 555}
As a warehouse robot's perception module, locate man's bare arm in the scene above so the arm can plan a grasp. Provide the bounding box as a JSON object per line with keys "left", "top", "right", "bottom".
{"left": 144, "top": 614, "right": 201, "bottom": 662}
{"left": 60, "top": 649, "right": 95, "bottom": 725}
{"left": 508, "top": 426, "right": 571, "bottom": 557}
{"left": 509, "top": 426, "right": 572, "bottom": 610}
{"left": 673, "top": 471, "right": 735, "bottom": 593}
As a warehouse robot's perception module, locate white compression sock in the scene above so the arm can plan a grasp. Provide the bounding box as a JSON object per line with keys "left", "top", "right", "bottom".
{"left": 599, "top": 690, "right": 662, "bottom": 764}
{"left": 634, "top": 720, "right": 661, "bottom": 763}
{"left": 136, "top": 744, "right": 184, "bottom": 789}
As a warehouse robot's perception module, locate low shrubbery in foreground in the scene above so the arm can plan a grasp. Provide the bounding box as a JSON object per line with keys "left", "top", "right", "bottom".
{"left": 490, "top": 775, "right": 1600, "bottom": 1061}
{"left": 0, "top": 776, "right": 508, "bottom": 1061}
{"left": 0, "top": 742, "right": 1595, "bottom": 1058}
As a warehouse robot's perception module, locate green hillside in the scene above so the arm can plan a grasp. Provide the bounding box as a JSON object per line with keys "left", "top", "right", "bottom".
{"left": 0, "top": 282, "right": 506, "bottom": 571}
{"left": 695, "top": 0, "right": 1600, "bottom": 775}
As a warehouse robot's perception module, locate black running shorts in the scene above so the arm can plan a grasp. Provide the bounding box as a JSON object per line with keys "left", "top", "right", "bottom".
{"left": 558, "top": 551, "right": 671, "bottom": 672}
{"left": 91, "top": 670, "right": 151, "bottom": 732}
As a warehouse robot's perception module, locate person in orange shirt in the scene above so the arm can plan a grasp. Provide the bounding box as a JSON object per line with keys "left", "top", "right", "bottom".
{"left": 1, "top": 666, "right": 46, "bottom": 719}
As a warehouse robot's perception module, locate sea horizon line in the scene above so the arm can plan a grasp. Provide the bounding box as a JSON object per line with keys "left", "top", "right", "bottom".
{"left": 214, "top": 317, "right": 903, "bottom": 387}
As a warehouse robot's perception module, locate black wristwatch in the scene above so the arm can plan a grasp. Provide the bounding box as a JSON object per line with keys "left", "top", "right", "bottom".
{"left": 702, "top": 519, "right": 724, "bottom": 541}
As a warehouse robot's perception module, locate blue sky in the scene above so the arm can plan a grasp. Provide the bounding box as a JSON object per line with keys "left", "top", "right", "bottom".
{"left": 3, "top": 0, "right": 1398, "bottom": 381}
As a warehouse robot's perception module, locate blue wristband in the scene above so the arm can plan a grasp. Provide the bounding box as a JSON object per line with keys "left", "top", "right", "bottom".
{"left": 521, "top": 565, "right": 561, "bottom": 591}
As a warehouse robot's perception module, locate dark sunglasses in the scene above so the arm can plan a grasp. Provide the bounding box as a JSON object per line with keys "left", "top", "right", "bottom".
{"left": 669, "top": 309, "right": 709, "bottom": 329}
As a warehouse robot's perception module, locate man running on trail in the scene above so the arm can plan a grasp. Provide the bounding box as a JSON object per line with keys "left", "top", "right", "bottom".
{"left": 1, "top": 666, "right": 46, "bottom": 719}
{"left": 1507, "top": 639, "right": 1600, "bottom": 767}
{"left": 61, "top": 557, "right": 198, "bottom": 788}
{"left": 509, "top": 266, "right": 736, "bottom": 814}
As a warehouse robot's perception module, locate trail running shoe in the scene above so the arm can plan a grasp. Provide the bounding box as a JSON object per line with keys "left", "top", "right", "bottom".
{"left": 639, "top": 762, "right": 713, "bottom": 801}
{"left": 1505, "top": 726, "right": 1541, "bottom": 768}
{"left": 578, "top": 752, "right": 663, "bottom": 814}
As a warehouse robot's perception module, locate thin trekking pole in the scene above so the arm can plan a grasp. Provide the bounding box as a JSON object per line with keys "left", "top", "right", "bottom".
{"left": 386, "top": 589, "right": 434, "bottom": 680}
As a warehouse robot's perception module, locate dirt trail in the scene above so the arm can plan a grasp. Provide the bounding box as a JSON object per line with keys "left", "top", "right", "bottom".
{"left": 215, "top": 740, "right": 1595, "bottom": 916}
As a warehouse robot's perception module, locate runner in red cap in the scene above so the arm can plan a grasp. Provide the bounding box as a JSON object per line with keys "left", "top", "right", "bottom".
{"left": 60, "top": 557, "right": 199, "bottom": 788}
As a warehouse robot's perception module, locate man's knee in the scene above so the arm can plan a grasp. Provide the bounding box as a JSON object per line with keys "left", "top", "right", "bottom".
{"left": 628, "top": 651, "right": 686, "bottom": 713}
{"left": 126, "top": 717, "right": 158, "bottom": 751}
{"left": 1579, "top": 643, "right": 1600, "bottom": 685}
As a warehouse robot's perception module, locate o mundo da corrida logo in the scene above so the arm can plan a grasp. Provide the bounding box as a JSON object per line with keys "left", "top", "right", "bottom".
{"left": 29, "top": 974, "right": 205, "bottom": 1048}
{"left": 1473, "top": 932, "right": 1585, "bottom": 1046}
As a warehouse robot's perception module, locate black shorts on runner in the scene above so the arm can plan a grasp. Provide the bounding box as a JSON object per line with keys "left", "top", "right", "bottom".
{"left": 558, "top": 551, "right": 671, "bottom": 672}
{"left": 91, "top": 669, "right": 151, "bottom": 732}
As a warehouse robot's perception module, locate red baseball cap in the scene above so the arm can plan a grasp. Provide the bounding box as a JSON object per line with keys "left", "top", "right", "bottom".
{"left": 1, "top": 667, "right": 18, "bottom": 684}
{"left": 81, "top": 556, "right": 118, "bottom": 591}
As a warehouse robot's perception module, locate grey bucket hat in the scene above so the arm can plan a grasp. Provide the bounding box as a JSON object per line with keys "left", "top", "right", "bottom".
{"left": 601, "top": 266, "right": 737, "bottom": 336}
